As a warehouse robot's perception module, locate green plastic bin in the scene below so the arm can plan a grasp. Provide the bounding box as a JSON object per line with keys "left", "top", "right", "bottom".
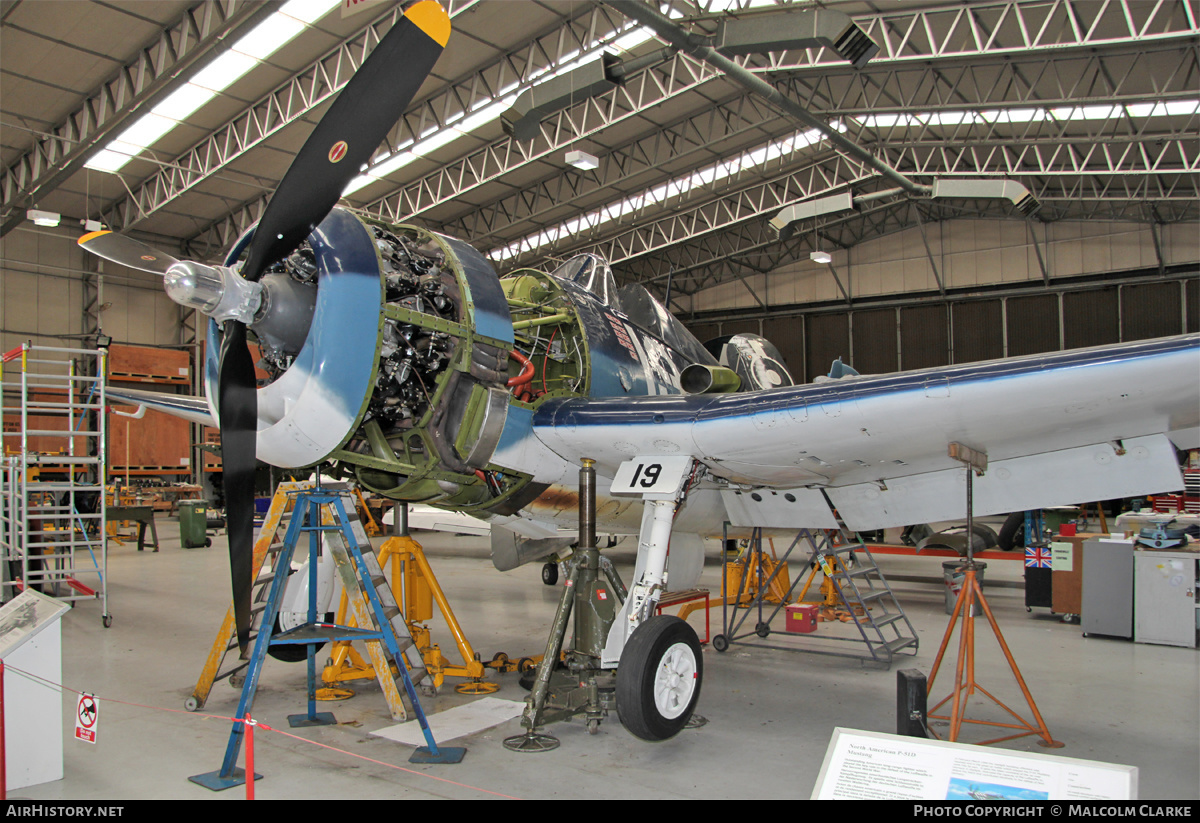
{"left": 179, "top": 500, "right": 212, "bottom": 548}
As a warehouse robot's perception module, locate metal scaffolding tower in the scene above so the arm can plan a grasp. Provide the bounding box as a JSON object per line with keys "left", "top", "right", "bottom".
{"left": 1, "top": 343, "right": 110, "bottom": 624}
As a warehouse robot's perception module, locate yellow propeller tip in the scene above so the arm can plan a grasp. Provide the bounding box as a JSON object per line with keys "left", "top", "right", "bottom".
{"left": 406, "top": 0, "right": 451, "bottom": 48}
{"left": 78, "top": 230, "right": 111, "bottom": 245}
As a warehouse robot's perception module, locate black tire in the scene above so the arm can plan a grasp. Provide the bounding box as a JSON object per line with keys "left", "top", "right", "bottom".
{"left": 998, "top": 512, "right": 1026, "bottom": 552}
{"left": 616, "top": 616, "right": 702, "bottom": 742}
{"left": 712, "top": 634, "right": 729, "bottom": 653}
{"left": 541, "top": 562, "right": 558, "bottom": 586}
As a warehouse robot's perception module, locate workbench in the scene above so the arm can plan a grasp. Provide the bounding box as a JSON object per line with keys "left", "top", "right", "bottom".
{"left": 106, "top": 506, "right": 159, "bottom": 552}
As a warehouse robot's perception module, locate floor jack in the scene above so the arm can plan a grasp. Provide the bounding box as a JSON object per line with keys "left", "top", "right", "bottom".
{"left": 320, "top": 507, "right": 540, "bottom": 698}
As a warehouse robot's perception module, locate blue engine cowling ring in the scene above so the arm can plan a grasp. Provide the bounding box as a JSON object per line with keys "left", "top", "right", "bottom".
{"left": 205, "top": 207, "right": 384, "bottom": 468}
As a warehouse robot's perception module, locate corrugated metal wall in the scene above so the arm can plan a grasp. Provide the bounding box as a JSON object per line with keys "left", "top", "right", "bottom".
{"left": 1006, "top": 294, "right": 1059, "bottom": 356}
{"left": 1063, "top": 287, "right": 1120, "bottom": 349}
{"left": 900, "top": 304, "right": 948, "bottom": 370}
{"left": 952, "top": 300, "right": 1004, "bottom": 363}
{"left": 805, "top": 313, "right": 850, "bottom": 382}
{"left": 685, "top": 277, "right": 1198, "bottom": 383}
{"left": 850, "top": 308, "right": 898, "bottom": 375}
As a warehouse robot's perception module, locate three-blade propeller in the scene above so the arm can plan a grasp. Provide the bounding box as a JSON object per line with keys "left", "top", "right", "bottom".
{"left": 79, "top": 0, "right": 451, "bottom": 653}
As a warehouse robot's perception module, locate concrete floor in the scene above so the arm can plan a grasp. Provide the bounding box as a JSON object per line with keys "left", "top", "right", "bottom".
{"left": 8, "top": 516, "right": 1199, "bottom": 801}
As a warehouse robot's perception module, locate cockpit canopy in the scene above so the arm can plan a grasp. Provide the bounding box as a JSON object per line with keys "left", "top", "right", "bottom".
{"left": 549, "top": 254, "right": 621, "bottom": 311}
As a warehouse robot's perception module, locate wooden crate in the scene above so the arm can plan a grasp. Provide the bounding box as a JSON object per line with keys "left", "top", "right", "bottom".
{"left": 108, "top": 405, "right": 191, "bottom": 476}
{"left": 108, "top": 344, "right": 190, "bottom": 385}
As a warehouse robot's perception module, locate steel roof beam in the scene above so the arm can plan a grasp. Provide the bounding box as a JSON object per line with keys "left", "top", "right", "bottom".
{"left": 0, "top": 0, "right": 283, "bottom": 238}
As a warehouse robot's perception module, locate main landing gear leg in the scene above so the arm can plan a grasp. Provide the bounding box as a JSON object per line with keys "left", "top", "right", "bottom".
{"left": 607, "top": 457, "right": 704, "bottom": 742}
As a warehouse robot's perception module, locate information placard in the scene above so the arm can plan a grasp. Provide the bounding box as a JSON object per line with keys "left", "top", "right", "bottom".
{"left": 812, "top": 728, "right": 1136, "bottom": 800}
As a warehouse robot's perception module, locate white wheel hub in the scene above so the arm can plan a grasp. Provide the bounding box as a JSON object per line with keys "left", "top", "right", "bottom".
{"left": 653, "top": 641, "right": 698, "bottom": 719}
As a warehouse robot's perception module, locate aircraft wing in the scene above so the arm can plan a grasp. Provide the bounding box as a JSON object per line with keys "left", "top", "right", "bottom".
{"left": 105, "top": 385, "right": 216, "bottom": 427}
{"left": 530, "top": 335, "right": 1200, "bottom": 532}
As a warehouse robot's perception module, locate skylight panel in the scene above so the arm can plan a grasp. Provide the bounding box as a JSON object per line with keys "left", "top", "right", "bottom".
{"left": 488, "top": 125, "right": 831, "bottom": 263}
{"left": 85, "top": 0, "right": 340, "bottom": 174}
{"left": 341, "top": 21, "right": 659, "bottom": 196}
{"left": 856, "top": 100, "right": 1199, "bottom": 131}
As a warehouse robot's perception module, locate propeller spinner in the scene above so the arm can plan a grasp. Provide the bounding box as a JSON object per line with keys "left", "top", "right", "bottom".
{"left": 78, "top": 0, "right": 452, "bottom": 654}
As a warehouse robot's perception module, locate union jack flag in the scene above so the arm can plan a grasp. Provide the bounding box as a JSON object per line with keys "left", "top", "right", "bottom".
{"left": 1025, "top": 545, "right": 1052, "bottom": 568}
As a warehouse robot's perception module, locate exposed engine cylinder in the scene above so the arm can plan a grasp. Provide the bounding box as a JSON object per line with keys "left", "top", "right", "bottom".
{"left": 207, "top": 208, "right": 519, "bottom": 511}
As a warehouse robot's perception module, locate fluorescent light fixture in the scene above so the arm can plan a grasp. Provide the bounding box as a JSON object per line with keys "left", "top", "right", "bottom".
{"left": 810, "top": 250, "right": 832, "bottom": 264}
{"left": 566, "top": 150, "right": 599, "bottom": 170}
{"left": 82, "top": 219, "right": 104, "bottom": 232}
{"left": 27, "top": 209, "right": 61, "bottom": 227}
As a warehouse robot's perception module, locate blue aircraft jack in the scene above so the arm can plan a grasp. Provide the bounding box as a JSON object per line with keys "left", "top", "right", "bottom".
{"left": 189, "top": 487, "right": 464, "bottom": 791}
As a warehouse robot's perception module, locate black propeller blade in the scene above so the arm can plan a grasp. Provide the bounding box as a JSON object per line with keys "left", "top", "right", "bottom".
{"left": 219, "top": 0, "right": 449, "bottom": 654}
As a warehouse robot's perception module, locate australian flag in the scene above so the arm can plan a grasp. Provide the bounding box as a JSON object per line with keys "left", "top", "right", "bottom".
{"left": 1025, "top": 545, "right": 1052, "bottom": 568}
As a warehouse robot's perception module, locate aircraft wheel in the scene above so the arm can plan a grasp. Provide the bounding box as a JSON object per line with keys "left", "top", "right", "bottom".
{"left": 268, "top": 616, "right": 325, "bottom": 662}
{"left": 541, "top": 562, "right": 558, "bottom": 586}
{"left": 997, "top": 512, "right": 1025, "bottom": 551}
{"left": 616, "top": 616, "right": 702, "bottom": 742}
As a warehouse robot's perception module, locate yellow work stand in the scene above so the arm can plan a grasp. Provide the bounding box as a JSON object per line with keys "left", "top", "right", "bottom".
{"left": 322, "top": 531, "right": 537, "bottom": 697}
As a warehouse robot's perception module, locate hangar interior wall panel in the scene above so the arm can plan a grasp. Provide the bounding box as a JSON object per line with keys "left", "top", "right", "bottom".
{"left": 1007, "top": 294, "right": 1060, "bottom": 357}
{"left": 1, "top": 226, "right": 183, "bottom": 352}
{"left": 1188, "top": 279, "right": 1199, "bottom": 334}
{"left": 952, "top": 299, "right": 1003, "bottom": 364}
{"left": 689, "top": 220, "right": 1199, "bottom": 317}
{"left": 1165, "top": 223, "right": 1200, "bottom": 266}
{"left": 686, "top": 323, "right": 721, "bottom": 349}
{"left": 899, "top": 304, "right": 948, "bottom": 370}
{"left": 1121, "top": 281, "right": 1184, "bottom": 341}
{"left": 1063, "top": 287, "right": 1119, "bottom": 350}
{"left": 761, "top": 315, "right": 805, "bottom": 383}
{"left": 805, "top": 313, "right": 849, "bottom": 383}
{"left": 849, "top": 308, "right": 897, "bottom": 375}
{"left": 721, "top": 318, "right": 761, "bottom": 339}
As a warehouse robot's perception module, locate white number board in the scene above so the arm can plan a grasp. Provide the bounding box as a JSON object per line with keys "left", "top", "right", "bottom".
{"left": 610, "top": 456, "right": 693, "bottom": 498}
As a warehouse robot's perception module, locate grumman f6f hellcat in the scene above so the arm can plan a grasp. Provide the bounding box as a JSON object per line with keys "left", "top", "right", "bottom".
{"left": 80, "top": 0, "right": 1200, "bottom": 744}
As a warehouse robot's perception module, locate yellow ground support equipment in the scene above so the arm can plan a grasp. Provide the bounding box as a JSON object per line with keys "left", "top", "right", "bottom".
{"left": 353, "top": 487, "right": 383, "bottom": 537}
{"left": 322, "top": 529, "right": 538, "bottom": 696}
{"left": 721, "top": 536, "right": 792, "bottom": 605}
{"left": 795, "top": 542, "right": 865, "bottom": 623}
